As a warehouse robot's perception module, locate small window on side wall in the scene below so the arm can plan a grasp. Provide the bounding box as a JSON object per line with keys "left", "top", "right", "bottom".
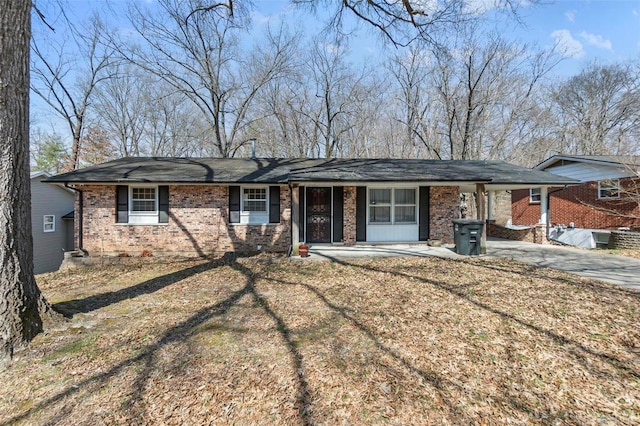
{"left": 43, "top": 215, "right": 55, "bottom": 232}
{"left": 529, "top": 188, "right": 541, "bottom": 203}
{"left": 598, "top": 179, "right": 620, "bottom": 199}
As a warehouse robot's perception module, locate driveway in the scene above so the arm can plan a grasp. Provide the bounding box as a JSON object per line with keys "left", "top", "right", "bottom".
{"left": 305, "top": 239, "right": 640, "bottom": 291}
{"left": 485, "top": 238, "right": 640, "bottom": 290}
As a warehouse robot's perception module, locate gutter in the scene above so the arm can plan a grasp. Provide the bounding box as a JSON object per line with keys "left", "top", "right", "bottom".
{"left": 64, "top": 183, "right": 86, "bottom": 254}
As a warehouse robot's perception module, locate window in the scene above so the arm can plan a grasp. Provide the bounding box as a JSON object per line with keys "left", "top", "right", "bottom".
{"left": 598, "top": 179, "right": 620, "bottom": 199}
{"left": 243, "top": 187, "right": 267, "bottom": 212}
{"left": 394, "top": 188, "right": 416, "bottom": 223}
{"left": 529, "top": 188, "right": 541, "bottom": 203}
{"left": 43, "top": 215, "right": 55, "bottom": 232}
{"left": 369, "top": 188, "right": 391, "bottom": 223}
{"left": 131, "top": 187, "right": 157, "bottom": 212}
{"left": 369, "top": 188, "right": 416, "bottom": 224}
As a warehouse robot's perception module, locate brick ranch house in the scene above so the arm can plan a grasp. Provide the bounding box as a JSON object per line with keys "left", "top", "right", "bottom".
{"left": 512, "top": 155, "right": 640, "bottom": 229}
{"left": 512, "top": 155, "right": 640, "bottom": 247}
{"left": 45, "top": 157, "right": 576, "bottom": 256}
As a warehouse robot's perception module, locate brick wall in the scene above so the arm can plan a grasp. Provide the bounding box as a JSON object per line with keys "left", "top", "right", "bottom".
{"left": 512, "top": 178, "right": 640, "bottom": 230}
{"left": 343, "top": 186, "right": 357, "bottom": 245}
{"left": 608, "top": 230, "right": 640, "bottom": 249}
{"left": 429, "top": 186, "right": 459, "bottom": 243}
{"left": 79, "top": 185, "right": 291, "bottom": 256}
{"left": 486, "top": 221, "right": 547, "bottom": 244}
{"left": 511, "top": 189, "right": 541, "bottom": 225}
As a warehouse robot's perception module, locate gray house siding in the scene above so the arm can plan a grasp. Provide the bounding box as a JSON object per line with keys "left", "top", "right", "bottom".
{"left": 31, "top": 174, "right": 75, "bottom": 274}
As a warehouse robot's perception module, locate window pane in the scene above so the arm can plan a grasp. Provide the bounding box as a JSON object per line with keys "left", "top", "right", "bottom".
{"left": 370, "top": 188, "right": 391, "bottom": 204}
{"left": 133, "top": 200, "right": 156, "bottom": 211}
{"left": 530, "top": 188, "right": 541, "bottom": 202}
{"left": 395, "top": 188, "right": 415, "bottom": 204}
{"left": 395, "top": 206, "right": 416, "bottom": 223}
{"left": 370, "top": 206, "right": 391, "bottom": 223}
{"left": 243, "top": 200, "right": 267, "bottom": 212}
{"left": 131, "top": 187, "right": 156, "bottom": 212}
{"left": 133, "top": 187, "right": 155, "bottom": 200}
{"left": 244, "top": 188, "right": 266, "bottom": 200}
{"left": 599, "top": 180, "right": 619, "bottom": 198}
{"left": 243, "top": 187, "right": 267, "bottom": 212}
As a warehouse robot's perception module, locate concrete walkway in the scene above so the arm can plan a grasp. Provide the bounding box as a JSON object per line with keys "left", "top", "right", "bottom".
{"left": 303, "top": 239, "right": 640, "bottom": 291}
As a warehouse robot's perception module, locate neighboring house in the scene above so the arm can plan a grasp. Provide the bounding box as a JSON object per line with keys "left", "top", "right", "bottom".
{"left": 45, "top": 157, "right": 575, "bottom": 256}
{"left": 512, "top": 155, "right": 640, "bottom": 247}
{"left": 31, "top": 171, "right": 75, "bottom": 273}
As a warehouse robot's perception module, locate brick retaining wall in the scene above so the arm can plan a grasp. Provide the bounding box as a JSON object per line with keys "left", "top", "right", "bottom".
{"left": 486, "top": 221, "right": 547, "bottom": 244}
{"left": 608, "top": 230, "right": 640, "bottom": 249}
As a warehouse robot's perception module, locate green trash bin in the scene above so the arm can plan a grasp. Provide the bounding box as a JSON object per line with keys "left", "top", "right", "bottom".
{"left": 453, "top": 219, "right": 485, "bottom": 255}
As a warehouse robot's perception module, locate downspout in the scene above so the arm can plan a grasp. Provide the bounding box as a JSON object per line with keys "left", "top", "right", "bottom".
{"left": 64, "top": 183, "right": 86, "bottom": 253}
{"left": 546, "top": 185, "right": 570, "bottom": 244}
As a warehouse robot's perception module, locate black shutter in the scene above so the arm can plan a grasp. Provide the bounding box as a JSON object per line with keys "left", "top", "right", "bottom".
{"left": 158, "top": 186, "right": 169, "bottom": 223}
{"left": 269, "top": 186, "right": 280, "bottom": 223}
{"left": 298, "top": 186, "right": 305, "bottom": 241}
{"left": 229, "top": 186, "right": 240, "bottom": 223}
{"left": 333, "top": 186, "right": 344, "bottom": 242}
{"left": 116, "top": 185, "right": 128, "bottom": 223}
{"left": 356, "top": 186, "right": 366, "bottom": 242}
{"left": 419, "top": 186, "right": 430, "bottom": 241}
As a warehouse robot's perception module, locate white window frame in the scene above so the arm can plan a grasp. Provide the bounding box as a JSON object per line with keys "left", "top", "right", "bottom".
{"left": 129, "top": 185, "right": 159, "bottom": 224}
{"left": 529, "top": 188, "right": 541, "bottom": 203}
{"left": 240, "top": 185, "right": 269, "bottom": 224}
{"left": 598, "top": 179, "right": 620, "bottom": 200}
{"left": 368, "top": 187, "right": 417, "bottom": 225}
{"left": 43, "top": 215, "right": 55, "bottom": 232}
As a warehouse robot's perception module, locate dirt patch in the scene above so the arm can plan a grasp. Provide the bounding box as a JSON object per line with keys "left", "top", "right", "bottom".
{"left": 1, "top": 255, "right": 639, "bottom": 424}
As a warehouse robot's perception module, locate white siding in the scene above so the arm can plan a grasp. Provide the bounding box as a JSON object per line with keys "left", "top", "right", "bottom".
{"left": 31, "top": 176, "right": 75, "bottom": 274}
{"left": 367, "top": 224, "right": 419, "bottom": 242}
{"left": 544, "top": 162, "right": 633, "bottom": 183}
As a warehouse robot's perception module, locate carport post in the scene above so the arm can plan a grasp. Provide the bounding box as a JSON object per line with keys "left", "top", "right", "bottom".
{"left": 476, "top": 183, "right": 487, "bottom": 254}
{"left": 291, "top": 184, "right": 300, "bottom": 249}
{"left": 487, "top": 191, "right": 495, "bottom": 221}
{"left": 539, "top": 186, "right": 548, "bottom": 225}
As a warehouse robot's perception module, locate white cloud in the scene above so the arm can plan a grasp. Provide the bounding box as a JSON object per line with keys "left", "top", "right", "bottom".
{"left": 579, "top": 31, "right": 613, "bottom": 50}
{"left": 462, "top": 0, "right": 531, "bottom": 15}
{"left": 551, "top": 29, "right": 584, "bottom": 58}
{"left": 565, "top": 10, "right": 576, "bottom": 22}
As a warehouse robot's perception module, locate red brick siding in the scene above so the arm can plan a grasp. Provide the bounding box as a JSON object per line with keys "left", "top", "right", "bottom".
{"left": 343, "top": 186, "right": 357, "bottom": 245}
{"left": 511, "top": 189, "right": 541, "bottom": 225}
{"left": 79, "top": 185, "right": 291, "bottom": 256}
{"left": 429, "top": 186, "right": 459, "bottom": 243}
{"left": 512, "top": 178, "right": 640, "bottom": 230}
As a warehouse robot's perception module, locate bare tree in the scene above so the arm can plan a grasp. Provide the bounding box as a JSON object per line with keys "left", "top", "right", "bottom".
{"left": 31, "top": 12, "right": 114, "bottom": 170}
{"left": 117, "top": 0, "right": 296, "bottom": 158}
{"left": 551, "top": 62, "right": 640, "bottom": 156}
{"left": 294, "top": 0, "right": 540, "bottom": 47}
{"left": 428, "top": 30, "right": 560, "bottom": 161}
{"left": 92, "top": 63, "right": 146, "bottom": 157}
{"left": 1, "top": 0, "right": 54, "bottom": 367}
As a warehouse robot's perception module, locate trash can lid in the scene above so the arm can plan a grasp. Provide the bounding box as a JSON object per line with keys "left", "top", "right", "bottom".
{"left": 452, "top": 219, "right": 486, "bottom": 225}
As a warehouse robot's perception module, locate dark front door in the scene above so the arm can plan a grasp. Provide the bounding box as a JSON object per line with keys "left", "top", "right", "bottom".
{"left": 306, "top": 187, "right": 331, "bottom": 243}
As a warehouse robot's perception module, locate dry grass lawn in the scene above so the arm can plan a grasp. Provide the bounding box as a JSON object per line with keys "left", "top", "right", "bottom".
{"left": 1, "top": 255, "right": 639, "bottom": 425}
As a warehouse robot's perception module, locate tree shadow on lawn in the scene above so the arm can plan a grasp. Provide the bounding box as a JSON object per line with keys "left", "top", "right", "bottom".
{"left": 53, "top": 254, "right": 237, "bottom": 317}
{"left": 312, "top": 254, "right": 640, "bottom": 422}
{"left": 3, "top": 255, "right": 315, "bottom": 426}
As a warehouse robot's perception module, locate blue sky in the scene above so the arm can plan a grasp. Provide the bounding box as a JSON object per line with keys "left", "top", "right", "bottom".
{"left": 54, "top": 0, "right": 640, "bottom": 76}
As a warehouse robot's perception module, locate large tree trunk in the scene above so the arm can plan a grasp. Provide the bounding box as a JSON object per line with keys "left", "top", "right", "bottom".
{"left": 0, "top": 0, "right": 51, "bottom": 367}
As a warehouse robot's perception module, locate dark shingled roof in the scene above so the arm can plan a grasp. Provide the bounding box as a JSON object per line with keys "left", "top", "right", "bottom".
{"left": 44, "top": 157, "right": 578, "bottom": 186}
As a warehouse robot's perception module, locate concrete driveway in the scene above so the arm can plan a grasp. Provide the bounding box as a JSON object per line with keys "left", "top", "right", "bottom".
{"left": 485, "top": 239, "right": 640, "bottom": 290}
{"left": 304, "top": 239, "right": 640, "bottom": 291}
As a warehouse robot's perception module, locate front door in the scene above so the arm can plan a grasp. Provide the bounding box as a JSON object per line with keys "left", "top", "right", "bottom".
{"left": 306, "top": 187, "right": 331, "bottom": 243}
